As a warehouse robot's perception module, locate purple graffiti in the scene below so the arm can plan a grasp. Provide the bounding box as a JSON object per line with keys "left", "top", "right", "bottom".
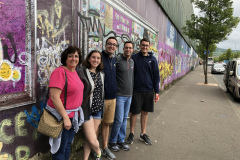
{"left": 0, "top": 0, "right": 26, "bottom": 94}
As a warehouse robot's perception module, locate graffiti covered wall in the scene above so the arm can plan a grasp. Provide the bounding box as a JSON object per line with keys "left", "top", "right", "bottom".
{"left": 0, "top": 0, "right": 78, "bottom": 159}
{"left": 0, "top": 0, "right": 26, "bottom": 93}
{"left": 0, "top": 105, "right": 51, "bottom": 160}
{"left": 78, "top": 0, "right": 158, "bottom": 57}
{"left": 36, "top": 0, "right": 74, "bottom": 87}
{"left": 0, "top": 0, "right": 34, "bottom": 109}
{"left": 81, "top": 0, "right": 195, "bottom": 90}
{"left": 158, "top": 41, "right": 191, "bottom": 90}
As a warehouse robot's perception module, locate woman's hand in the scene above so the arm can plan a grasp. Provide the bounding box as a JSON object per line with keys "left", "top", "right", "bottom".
{"left": 63, "top": 117, "right": 72, "bottom": 130}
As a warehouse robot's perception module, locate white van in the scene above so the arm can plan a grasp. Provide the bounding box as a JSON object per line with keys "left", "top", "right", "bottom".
{"left": 223, "top": 60, "right": 240, "bottom": 101}
{"left": 208, "top": 57, "right": 214, "bottom": 66}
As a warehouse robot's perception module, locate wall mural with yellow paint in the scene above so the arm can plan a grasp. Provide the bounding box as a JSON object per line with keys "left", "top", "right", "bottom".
{"left": 36, "top": 0, "right": 73, "bottom": 87}
{"left": 0, "top": 0, "right": 26, "bottom": 94}
{"left": 0, "top": 0, "right": 76, "bottom": 159}
{"left": 0, "top": 105, "right": 50, "bottom": 160}
{"left": 78, "top": 0, "right": 158, "bottom": 58}
{"left": 158, "top": 41, "right": 191, "bottom": 90}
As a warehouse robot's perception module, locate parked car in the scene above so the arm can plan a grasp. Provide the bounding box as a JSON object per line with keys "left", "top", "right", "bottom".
{"left": 208, "top": 57, "right": 214, "bottom": 66}
{"left": 223, "top": 60, "right": 240, "bottom": 101}
{"left": 211, "top": 63, "right": 225, "bottom": 74}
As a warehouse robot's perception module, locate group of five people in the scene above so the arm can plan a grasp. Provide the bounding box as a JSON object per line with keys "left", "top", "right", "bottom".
{"left": 47, "top": 37, "right": 160, "bottom": 160}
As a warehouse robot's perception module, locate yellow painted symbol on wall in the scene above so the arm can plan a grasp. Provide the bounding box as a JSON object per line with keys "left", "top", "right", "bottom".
{"left": 0, "top": 60, "right": 21, "bottom": 82}
{"left": 0, "top": 142, "right": 8, "bottom": 160}
{"left": 150, "top": 46, "right": 158, "bottom": 53}
{"left": 159, "top": 61, "right": 173, "bottom": 86}
{"left": 0, "top": 142, "right": 2, "bottom": 152}
{"left": 12, "top": 69, "right": 21, "bottom": 82}
{"left": 54, "top": 0, "right": 62, "bottom": 19}
{"left": 0, "top": 61, "right": 12, "bottom": 81}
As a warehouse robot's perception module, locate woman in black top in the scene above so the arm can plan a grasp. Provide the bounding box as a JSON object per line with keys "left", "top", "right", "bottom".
{"left": 77, "top": 50, "right": 104, "bottom": 160}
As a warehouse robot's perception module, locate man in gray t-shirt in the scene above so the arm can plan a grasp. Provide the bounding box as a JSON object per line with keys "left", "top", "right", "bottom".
{"left": 108, "top": 41, "right": 134, "bottom": 151}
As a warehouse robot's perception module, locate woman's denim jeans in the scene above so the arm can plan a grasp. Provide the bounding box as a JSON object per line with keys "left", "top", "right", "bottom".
{"left": 52, "top": 127, "right": 75, "bottom": 160}
{"left": 109, "top": 96, "right": 132, "bottom": 143}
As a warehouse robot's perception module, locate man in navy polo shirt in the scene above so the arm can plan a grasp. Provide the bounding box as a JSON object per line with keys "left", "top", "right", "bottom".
{"left": 101, "top": 37, "right": 118, "bottom": 160}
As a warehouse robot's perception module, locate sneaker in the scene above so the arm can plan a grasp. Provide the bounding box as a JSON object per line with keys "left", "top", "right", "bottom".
{"left": 90, "top": 150, "right": 97, "bottom": 159}
{"left": 117, "top": 142, "right": 130, "bottom": 151}
{"left": 95, "top": 156, "right": 101, "bottom": 160}
{"left": 102, "top": 147, "right": 116, "bottom": 160}
{"left": 139, "top": 134, "right": 152, "bottom": 145}
{"left": 126, "top": 133, "right": 134, "bottom": 144}
{"left": 108, "top": 143, "right": 120, "bottom": 152}
{"left": 95, "top": 149, "right": 102, "bottom": 160}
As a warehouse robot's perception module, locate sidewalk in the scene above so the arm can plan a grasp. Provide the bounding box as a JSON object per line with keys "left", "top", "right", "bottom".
{"left": 75, "top": 66, "right": 240, "bottom": 160}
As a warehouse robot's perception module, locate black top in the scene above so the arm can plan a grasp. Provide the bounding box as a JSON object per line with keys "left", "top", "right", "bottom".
{"left": 90, "top": 71, "right": 103, "bottom": 113}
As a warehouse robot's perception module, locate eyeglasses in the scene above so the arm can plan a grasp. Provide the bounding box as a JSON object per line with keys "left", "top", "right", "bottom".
{"left": 106, "top": 43, "right": 118, "bottom": 47}
{"left": 141, "top": 44, "right": 149, "bottom": 47}
{"left": 124, "top": 47, "right": 132, "bottom": 49}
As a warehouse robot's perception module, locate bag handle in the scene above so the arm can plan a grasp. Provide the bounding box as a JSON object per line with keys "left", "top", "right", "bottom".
{"left": 82, "top": 72, "right": 97, "bottom": 105}
{"left": 45, "top": 70, "right": 68, "bottom": 109}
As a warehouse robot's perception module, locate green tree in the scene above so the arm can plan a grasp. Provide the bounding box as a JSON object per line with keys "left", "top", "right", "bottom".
{"left": 233, "top": 52, "right": 238, "bottom": 58}
{"left": 196, "top": 42, "right": 216, "bottom": 75}
{"left": 183, "top": 0, "right": 240, "bottom": 84}
{"left": 196, "top": 42, "right": 216, "bottom": 60}
{"left": 233, "top": 51, "right": 240, "bottom": 58}
{"left": 219, "top": 52, "right": 226, "bottom": 61}
{"left": 225, "top": 48, "right": 233, "bottom": 60}
{"left": 213, "top": 57, "right": 219, "bottom": 62}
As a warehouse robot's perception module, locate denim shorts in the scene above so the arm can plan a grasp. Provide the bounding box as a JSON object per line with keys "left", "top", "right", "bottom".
{"left": 91, "top": 110, "right": 102, "bottom": 119}
{"left": 84, "top": 110, "right": 103, "bottom": 122}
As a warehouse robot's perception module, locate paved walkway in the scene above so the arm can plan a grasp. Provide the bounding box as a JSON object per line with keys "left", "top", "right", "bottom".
{"left": 75, "top": 66, "right": 240, "bottom": 160}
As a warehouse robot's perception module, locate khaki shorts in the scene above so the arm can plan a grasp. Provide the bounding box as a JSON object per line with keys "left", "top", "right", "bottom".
{"left": 103, "top": 99, "right": 116, "bottom": 123}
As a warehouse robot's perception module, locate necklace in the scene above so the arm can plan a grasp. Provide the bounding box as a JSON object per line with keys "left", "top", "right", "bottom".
{"left": 89, "top": 68, "right": 96, "bottom": 73}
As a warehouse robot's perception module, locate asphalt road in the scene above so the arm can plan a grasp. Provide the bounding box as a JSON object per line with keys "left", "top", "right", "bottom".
{"left": 209, "top": 66, "right": 240, "bottom": 117}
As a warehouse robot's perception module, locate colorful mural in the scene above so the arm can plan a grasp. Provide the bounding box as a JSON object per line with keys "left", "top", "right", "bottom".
{"left": 0, "top": 0, "right": 27, "bottom": 94}
{"left": 36, "top": 0, "right": 71, "bottom": 86}
{"left": 166, "top": 19, "right": 191, "bottom": 55}
{"left": 113, "top": 9, "right": 132, "bottom": 37}
{"left": 158, "top": 41, "right": 191, "bottom": 90}
{"left": 78, "top": 0, "right": 158, "bottom": 56}
{"left": 0, "top": 105, "right": 49, "bottom": 160}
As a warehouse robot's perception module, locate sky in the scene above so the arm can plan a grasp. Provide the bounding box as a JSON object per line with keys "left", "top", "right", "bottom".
{"left": 193, "top": 0, "right": 240, "bottom": 50}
